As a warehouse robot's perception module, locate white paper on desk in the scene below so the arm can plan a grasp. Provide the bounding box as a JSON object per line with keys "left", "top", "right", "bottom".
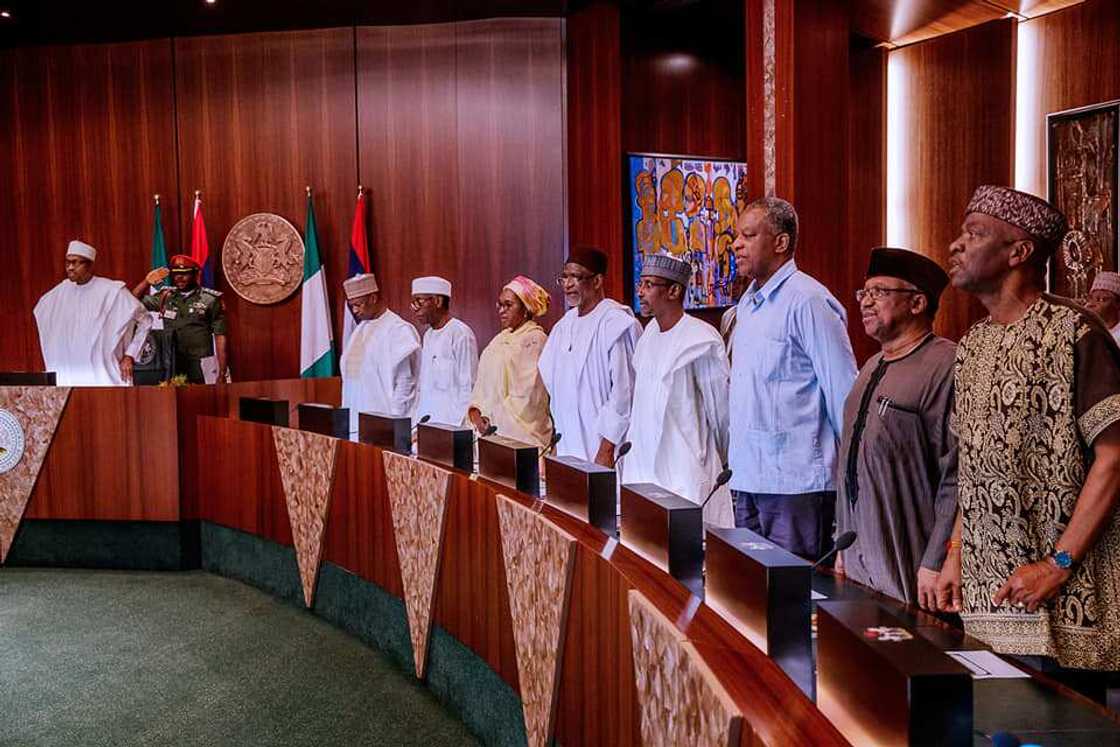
{"left": 200, "top": 356, "right": 219, "bottom": 384}
{"left": 811, "top": 590, "right": 827, "bottom": 600}
{"left": 947, "top": 650, "right": 1030, "bottom": 679}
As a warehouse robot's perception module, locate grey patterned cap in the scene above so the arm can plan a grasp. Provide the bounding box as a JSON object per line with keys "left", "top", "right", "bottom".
{"left": 965, "top": 185, "right": 1068, "bottom": 250}
{"left": 641, "top": 254, "right": 691, "bottom": 286}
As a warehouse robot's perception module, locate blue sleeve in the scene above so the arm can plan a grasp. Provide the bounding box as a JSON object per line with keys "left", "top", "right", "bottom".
{"left": 794, "top": 293, "right": 857, "bottom": 441}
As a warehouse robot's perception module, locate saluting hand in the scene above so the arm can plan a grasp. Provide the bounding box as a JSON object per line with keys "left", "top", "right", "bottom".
{"left": 146, "top": 267, "right": 170, "bottom": 286}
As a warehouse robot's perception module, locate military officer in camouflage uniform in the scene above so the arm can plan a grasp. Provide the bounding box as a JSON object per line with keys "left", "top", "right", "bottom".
{"left": 132, "top": 254, "right": 228, "bottom": 384}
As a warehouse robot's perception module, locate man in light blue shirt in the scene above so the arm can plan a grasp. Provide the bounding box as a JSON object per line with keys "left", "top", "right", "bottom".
{"left": 728, "top": 197, "right": 857, "bottom": 560}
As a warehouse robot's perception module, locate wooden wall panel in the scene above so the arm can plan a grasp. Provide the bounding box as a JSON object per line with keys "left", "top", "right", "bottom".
{"left": 321, "top": 440, "right": 404, "bottom": 598}
{"left": 620, "top": 4, "right": 746, "bottom": 161}
{"left": 24, "top": 387, "right": 180, "bottom": 521}
{"left": 356, "top": 23, "right": 460, "bottom": 333}
{"left": 1016, "top": 0, "right": 1120, "bottom": 198}
{"left": 174, "top": 385, "right": 223, "bottom": 522}
{"left": 566, "top": 3, "right": 625, "bottom": 300}
{"left": 357, "top": 20, "right": 566, "bottom": 345}
{"left": 846, "top": 40, "right": 888, "bottom": 365}
{"left": 789, "top": 0, "right": 856, "bottom": 343}
{"left": 454, "top": 19, "right": 567, "bottom": 336}
{"left": 196, "top": 416, "right": 292, "bottom": 546}
{"left": 432, "top": 477, "right": 521, "bottom": 691}
{"left": 0, "top": 40, "right": 180, "bottom": 373}
{"left": 554, "top": 541, "right": 641, "bottom": 746}
{"left": 177, "top": 377, "right": 342, "bottom": 520}
{"left": 889, "top": 19, "right": 1014, "bottom": 341}
{"left": 173, "top": 28, "right": 358, "bottom": 382}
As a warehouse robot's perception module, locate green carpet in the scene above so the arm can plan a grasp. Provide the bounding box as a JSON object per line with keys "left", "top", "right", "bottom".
{"left": 0, "top": 568, "right": 479, "bottom": 747}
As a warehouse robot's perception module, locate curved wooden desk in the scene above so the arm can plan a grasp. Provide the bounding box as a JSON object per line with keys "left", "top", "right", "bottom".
{"left": 5, "top": 381, "right": 1116, "bottom": 746}
{"left": 195, "top": 414, "right": 848, "bottom": 746}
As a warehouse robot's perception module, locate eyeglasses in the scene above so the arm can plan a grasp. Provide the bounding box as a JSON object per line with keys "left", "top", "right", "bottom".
{"left": 637, "top": 278, "right": 671, "bottom": 291}
{"left": 556, "top": 272, "right": 595, "bottom": 286}
{"left": 855, "top": 287, "right": 921, "bottom": 303}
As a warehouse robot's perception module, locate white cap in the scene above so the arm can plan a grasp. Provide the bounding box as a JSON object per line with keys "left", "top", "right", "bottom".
{"left": 66, "top": 240, "right": 97, "bottom": 262}
{"left": 343, "top": 273, "right": 379, "bottom": 300}
{"left": 1092, "top": 271, "right": 1120, "bottom": 298}
{"left": 411, "top": 276, "right": 452, "bottom": 297}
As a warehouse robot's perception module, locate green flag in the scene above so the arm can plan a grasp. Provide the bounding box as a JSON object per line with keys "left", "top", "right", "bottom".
{"left": 151, "top": 199, "right": 169, "bottom": 289}
{"left": 300, "top": 192, "right": 337, "bottom": 377}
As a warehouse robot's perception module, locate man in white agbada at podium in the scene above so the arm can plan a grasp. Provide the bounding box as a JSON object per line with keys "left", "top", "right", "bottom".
{"left": 33, "top": 240, "right": 151, "bottom": 386}
{"left": 538, "top": 247, "right": 641, "bottom": 467}
{"left": 622, "top": 253, "right": 734, "bottom": 526}
{"left": 339, "top": 273, "right": 421, "bottom": 439}
{"left": 410, "top": 276, "right": 478, "bottom": 426}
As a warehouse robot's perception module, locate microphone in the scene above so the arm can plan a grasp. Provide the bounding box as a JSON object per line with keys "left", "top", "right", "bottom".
{"left": 811, "top": 531, "right": 857, "bottom": 570}
{"left": 539, "top": 431, "right": 562, "bottom": 458}
{"left": 612, "top": 441, "right": 632, "bottom": 468}
{"left": 411, "top": 414, "right": 431, "bottom": 435}
{"left": 699, "top": 468, "right": 734, "bottom": 509}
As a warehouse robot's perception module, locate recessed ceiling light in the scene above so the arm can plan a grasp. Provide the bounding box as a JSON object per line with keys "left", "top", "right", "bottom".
{"left": 204, "top": 0, "right": 216, "bottom": 5}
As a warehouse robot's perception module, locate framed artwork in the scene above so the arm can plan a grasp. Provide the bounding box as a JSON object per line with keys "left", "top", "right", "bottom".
{"left": 1047, "top": 99, "right": 1119, "bottom": 300}
{"left": 626, "top": 153, "right": 748, "bottom": 312}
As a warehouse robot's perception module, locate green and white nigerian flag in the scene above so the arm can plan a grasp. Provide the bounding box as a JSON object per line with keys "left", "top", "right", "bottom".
{"left": 300, "top": 192, "right": 337, "bottom": 378}
{"left": 151, "top": 197, "right": 169, "bottom": 290}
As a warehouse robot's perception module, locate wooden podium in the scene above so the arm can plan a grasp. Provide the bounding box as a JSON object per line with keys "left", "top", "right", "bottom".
{"left": 416, "top": 422, "right": 473, "bottom": 472}
{"left": 704, "top": 526, "right": 813, "bottom": 695}
{"left": 297, "top": 403, "right": 349, "bottom": 439}
{"left": 358, "top": 411, "right": 411, "bottom": 454}
{"left": 478, "top": 434, "right": 540, "bottom": 497}
{"left": 543, "top": 455, "right": 616, "bottom": 535}
{"left": 816, "top": 601, "right": 973, "bottom": 747}
{"left": 619, "top": 483, "right": 702, "bottom": 595}
{"left": 239, "top": 397, "right": 289, "bottom": 427}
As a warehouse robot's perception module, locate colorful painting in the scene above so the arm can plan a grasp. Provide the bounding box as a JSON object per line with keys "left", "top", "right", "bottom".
{"left": 628, "top": 154, "right": 748, "bottom": 311}
{"left": 1047, "top": 100, "right": 1119, "bottom": 301}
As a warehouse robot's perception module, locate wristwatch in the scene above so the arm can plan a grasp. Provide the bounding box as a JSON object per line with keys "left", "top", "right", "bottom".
{"left": 1048, "top": 549, "right": 1076, "bottom": 571}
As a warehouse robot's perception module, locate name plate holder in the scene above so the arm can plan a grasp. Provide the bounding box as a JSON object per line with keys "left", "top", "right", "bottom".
{"left": 619, "top": 482, "right": 702, "bottom": 595}
{"left": 478, "top": 434, "right": 540, "bottom": 497}
{"left": 416, "top": 422, "right": 473, "bottom": 472}
{"left": 0, "top": 372, "right": 57, "bottom": 386}
{"left": 358, "top": 411, "right": 411, "bottom": 455}
{"left": 239, "top": 397, "right": 290, "bottom": 427}
{"left": 297, "top": 402, "right": 349, "bottom": 439}
{"left": 544, "top": 455, "right": 617, "bottom": 535}
{"left": 816, "top": 601, "right": 973, "bottom": 747}
{"left": 704, "top": 526, "right": 812, "bottom": 695}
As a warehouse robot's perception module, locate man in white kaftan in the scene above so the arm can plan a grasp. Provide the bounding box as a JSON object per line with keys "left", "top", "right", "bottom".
{"left": 411, "top": 276, "right": 478, "bottom": 426}
{"left": 539, "top": 247, "right": 641, "bottom": 467}
{"left": 339, "top": 273, "right": 421, "bottom": 439}
{"left": 33, "top": 240, "right": 151, "bottom": 386}
{"left": 622, "top": 254, "right": 733, "bottom": 526}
